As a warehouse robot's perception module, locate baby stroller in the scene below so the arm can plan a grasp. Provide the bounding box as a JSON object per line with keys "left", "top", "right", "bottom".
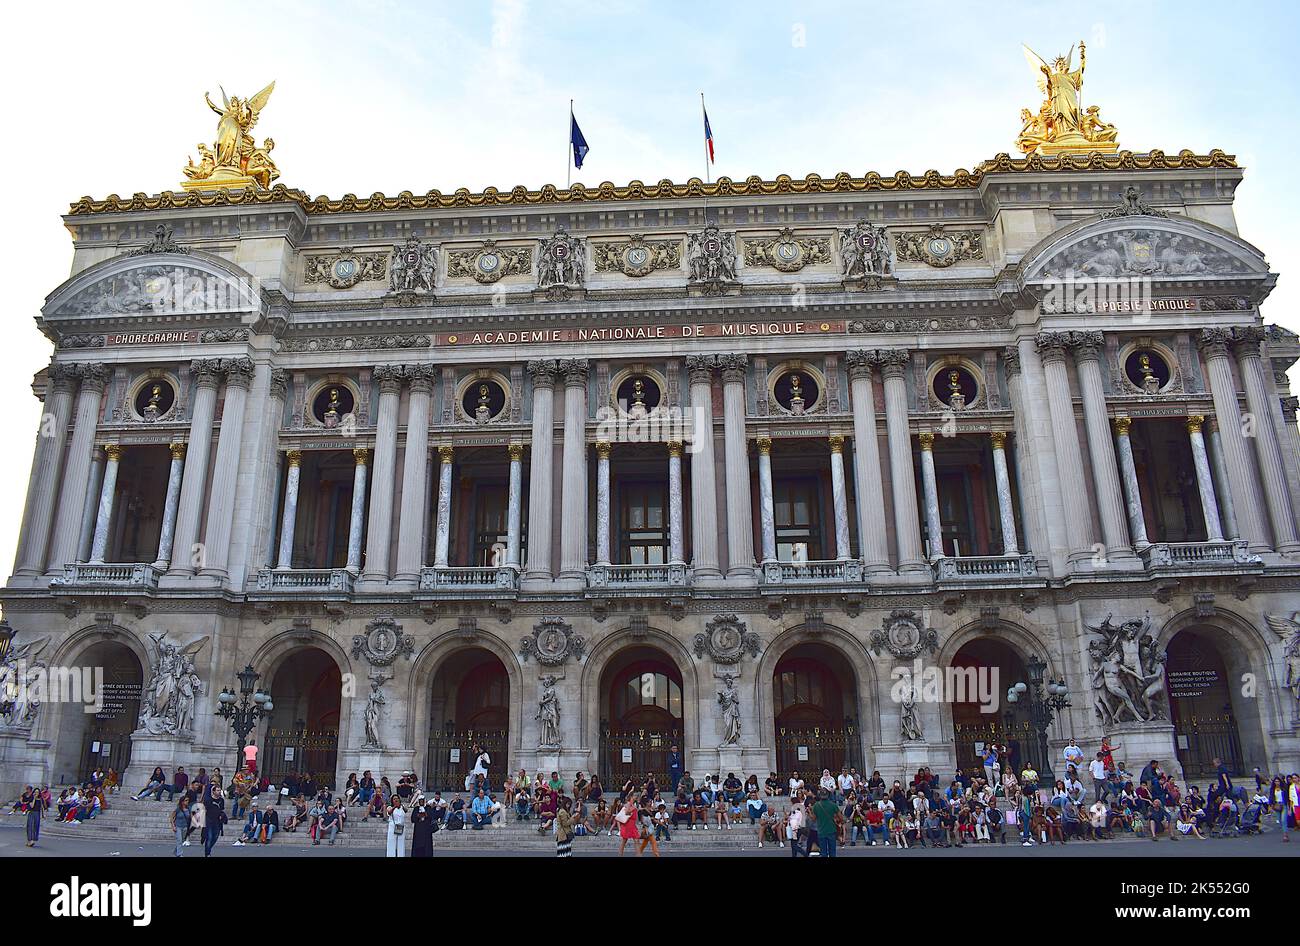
{"left": 1236, "top": 798, "right": 1266, "bottom": 835}
{"left": 1209, "top": 802, "right": 1239, "bottom": 838}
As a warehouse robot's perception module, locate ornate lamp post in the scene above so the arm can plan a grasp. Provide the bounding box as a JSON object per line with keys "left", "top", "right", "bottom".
{"left": 1006, "top": 656, "right": 1070, "bottom": 782}
{"left": 215, "top": 663, "right": 273, "bottom": 773}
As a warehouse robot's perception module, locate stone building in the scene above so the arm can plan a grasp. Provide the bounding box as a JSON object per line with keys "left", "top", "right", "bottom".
{"left": 2, "top": 148, "right": 1299, "bottom": 798}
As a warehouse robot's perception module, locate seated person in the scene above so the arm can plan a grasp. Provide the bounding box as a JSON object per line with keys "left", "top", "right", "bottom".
{"left": 764, "top": 772, "right": 781, "bottom": 797}
{"left": 1147, "top": 799, "right": 1172, "bottom": 840}
{"left": 314, "top": 803, "right": 341, "bottom": 845}
{"left": 745, "top": 791, "right": 767, "bottom": 825}
{"left": 691, "top": 791, "right": 710, "bottom": 829}
{"left": 590, "top": 798, "right": 610, "bottom": 831}
{"left": 672, "top": 792, "right": 694, "bottom": 828}
{"left": 757, "top": 807, "right": 784, "bottom": 848}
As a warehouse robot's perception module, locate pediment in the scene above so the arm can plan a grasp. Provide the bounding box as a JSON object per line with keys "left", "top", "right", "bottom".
{"left": 45, "top": 251, "right": 261, "bottom": 319}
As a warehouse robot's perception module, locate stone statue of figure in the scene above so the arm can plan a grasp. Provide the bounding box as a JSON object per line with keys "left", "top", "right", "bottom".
{"left": 788, "top": 374, "right": 805, "bottom": 415}
{"left": 323, "top": 387, "right": 341, "bottom": 427}
{"left": 717, "top": 674, "right": 742, "bottom": 746}
{"left": 362, "top": 673, "right": 389, "bottom": 749}
{"left": 629, "top": 378, "right": 648, "bottom": 417}
{"left": 900, "top": 684, "right": 924, "bottom": 741}
{"left": 535, "top": 675, "right": 561, "bottom": 748}
{"left": 947, "top": 369, "right": 966, "bottom": 410}
{"left": 138, "top": 633, "right": 209, "bottom": 736}
{"left": 475, "top": 383, "right": 492, "bottom": 424}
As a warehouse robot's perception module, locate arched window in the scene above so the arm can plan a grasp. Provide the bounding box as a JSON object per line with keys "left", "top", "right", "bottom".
{"left": 774, "top": 657, "right": 842, "bottom": 727}
{"left": 609, "top": 660, "right": 682, "bottom": 729}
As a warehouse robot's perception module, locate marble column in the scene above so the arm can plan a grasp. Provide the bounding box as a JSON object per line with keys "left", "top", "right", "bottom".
{"left": 989, "top": 431, "right": 1020, "bottom": 555}
{"left": 756, "top": 436, "right": 777, "bottom": 563}
{"left": 1199, "top": 329, "right": 1269, "bottom": 552}
{"left": 362, "top": 365, "right": 404, "bottom": 581}
{"left": 1111, "top": 417, "right": 1149, "bottom": 547}
{"left": 88, "top": 444, "right": 122, "bottom": 563}
{"left": 506, "top": 443, "right": 524, "bottom": 568}
{"left": 199, "top": 358, "right": 254, "bottom": 579}
{"left": 345, "top": 448, "right": 368, "bottom": 573}
{"left": 880, "top": 350, "right": 926, "bottom": 572}
{"left": 1035, "top": 333, "right": 1095, "bottom": 562}
{"left": 77, "top": 449, "right": 105, "bottom": 564}
{"left": 918, "top": 432, "right": 943, "bottom": 560}
{"left": 719, "top": 354, "right": 755, "bottom": 578}
{"left": 1206, "top": 419, "right": 1239, "bottom": 540}
{"left": 1233, "top": 328, "right": 1300, "bottom": 552}
{"left": 433, "top": 445, "right": 454, "bottom": 567}
{"left": 47, "top": 364, "right": 109, "bottom": 572}
{"left": 558, "top": 359, "right": 589, "bottom": 580}
{"left": 686, "top": 356, "right": 721, "bottom": 577}
{"left": 275, "top": 450, "right": 302, "bottom": 569}
{"left": 152, "top": 442, "right": 186, "bottom": 569}
{"left": 1070, "top": 332, "right": 1135, "bottom": 561}
{"left": 845, "top": 351, "right": 890, "bottom": 573}
{"left": 1184, "top": 415, "right": 1225, "bottom": 542}
{"left": 667, "top": 441, "right": 685, "bottom": 564}
{"left": 395, "top": 368, "right": 433, "bottom": 582}
{"left": 595, "top": 441, "right": 612, "bottom": 565}
{"left": 828, "top": 435, "right": 852, "bottom": 560}
{"left": 166, "top": 360, "right": 221, "bottom": 577}
{"left": 13, "top": 364, "right": 77, "bottom": 577}
{"left": 524, "top": 361, "right": 557, "bottom": 581}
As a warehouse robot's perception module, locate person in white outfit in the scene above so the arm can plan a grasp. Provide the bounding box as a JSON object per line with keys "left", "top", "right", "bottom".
{"left": 386, "top": 798, "right": 407, "bottom": 857}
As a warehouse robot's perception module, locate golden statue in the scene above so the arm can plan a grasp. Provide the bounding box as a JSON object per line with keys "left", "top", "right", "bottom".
{"left": 182, "top": 82, "right": 280, "bottom": 191}
{"left": 1017, "top": 42, "right": 1118, "bottom": 156}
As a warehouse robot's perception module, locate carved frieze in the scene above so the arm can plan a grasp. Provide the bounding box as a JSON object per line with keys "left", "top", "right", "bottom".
{"left": 593, "top": 236, "right": 682, "bottom": 276}
{"left": 868, "top": 609, "right": 938, "bottom": 660}
{"left": 743, "top": 228, "right": 833, "bottom": 272}
{"left": 351, "top": 616, "right": 415, "bottom": 667}
{"left": 304, "top": 248, "right": 388, "bottom": 289}
{"left": 446, "top": 241, "right": 532, "bottom": 284}
{"left": 519, "top": 616, "right": 586, "bottom": 666}
{"left": 692, "top": 613, "right": 761, "bottom": 663}
{"left": 894, "top": 224, "right": 984, "bottom": 267}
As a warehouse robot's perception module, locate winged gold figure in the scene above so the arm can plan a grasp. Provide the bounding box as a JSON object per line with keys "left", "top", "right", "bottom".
{"left": 1017, "top": 42, "right": 1118, "bottom": 156}
{"left": 182, "top": 82, "right": 280, "bottom": 190}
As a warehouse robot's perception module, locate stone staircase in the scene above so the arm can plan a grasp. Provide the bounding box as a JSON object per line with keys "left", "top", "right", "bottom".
{"left": 32, "top": 793, "right": 799, "bottom": 852}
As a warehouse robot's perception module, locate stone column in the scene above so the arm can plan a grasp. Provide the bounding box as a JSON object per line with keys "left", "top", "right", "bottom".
{"left": 275, "top": 449, "right": 302, "bottom": 569}
{"left": 880, "top": 350, "right": 926, "bottom": 572}
{"left": 346, "top": 448, "right": 368, "bottom": 573}
{"left": 1233, "top": 328, "right": 1300, "bottom": 552}
{"left": 395, "top": 367, "right": 433, "bottom": 582}
{"left": 595, "top": 441, "right": 612, "bottom": 565}
{"left": 558, "top": 359, "right": 589, "bottom": 580}
{"left": 362, "top": 365, "right": 404, "bottom": 581}
{"left": 1035, "top": 333, "right": 1095, "bottom": 563}
{"left": 506, "top": 443, "right": 524, "bottom": 568}
{"left": 1070, "top": 332, "right": 1135, "bottom": 562}
{"left": 667, "top": 440, "right": 685, "bottom": 564}
{"left": 13, "top": 364, "right": 77, "bottom": 577}
{"left": 433, "top": 445, "right": 454, "bottom": 567}
{"left": 524, "top": 360, "right": 557, "bottom": 581}
{"left": 686, "top": 356, "right": 722, "bottom": 577}
{"left": 1199, "top": 329, "right": 1269, "bottom": 552}
{"left": 1206, "top": 418, "right": 1239, "bottom": 540}
{"left": 165, "top": 360, "right": 221, "bottom": 577}
{"left": 88, "top": 444, "right": 123, "bottom": 563}
{"left": 199, "top": 358, "right": 254, "bottom": 579}
{"left": 918, "top": 432, "right": 943, "bottom": 559}
{"left": 77, "top": 449, "right": 105, "bottom": 564}
{"left": 845, "top": 351, "right": 890, "bottom": 573}
{"left": 755, "top": 436, "right": 777, "bottom": 564}
{"left": 1111, "top": 417, "right": 1149, "bottom": 547}
{"left": 47, "top": 364, "right": 109, "bottom": 571}
{"left": 152, "top": 442, "right": 186, "bottom": 568}
{"left": 1282, "top": 397, "right": 1300, "bottom": 527}
{"left": 1184, "top": 415, "right": 1224, "bottom": 542}
{"left": 719, "top": 354, "right": 754, "bottom": 578}
{"left": 828, "top": 434, "right": 852, "bottom": 560}
{"left": 990, "top": 431, "right": 1020, "bottom": 555}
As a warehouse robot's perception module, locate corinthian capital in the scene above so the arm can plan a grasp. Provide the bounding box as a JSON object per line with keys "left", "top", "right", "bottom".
{"left": 1230, "top": 325, "right": 1265, "bottom": 358}
{"left": 221, "top": 356, "right": 256, "bottom": 389}
{"left": 1035, "top": 332, "right": 1072, "bottom": 364}
{"left": 526, "top": 359, "right": 559, "bottom": 388}
{"left": 557, "top": 358, "right": 589, "bottom": 387}
{"left": 47, "top": 362, "right": 80, "bottom": 394}
{"left": 269, "top": 367, "right": 289, "bottom": 401}
{"left": 1197, "top": 327, "right": 1233, "bottom": 358}
{"left": 876, "top": 349, "right": 910, "bottom": 379}
{"left": 1067, "top": 330, "right": 1105, "bottom": 361}
{"left": 74, "top": 363, "right": 111, "bottom": 391}
{"left": 716, "top": 353, "right": 748, "bottom": 383}
{"left": 844, "top": 349, "right": 878, "bottom": 380}
{"left": 373, "top": 364, "right": 406, "bottom": 393}
{"left": 686, "top": 354, "right": 717, "bottom": 384}
{"left": 192, "top": 358, "right": 225, "bottom": 387}
{"left": 406, "top": 364, "right": 436, "bottom": 393}
{"left": 1002, "top": 345, "right": 1022, "bottom": 379}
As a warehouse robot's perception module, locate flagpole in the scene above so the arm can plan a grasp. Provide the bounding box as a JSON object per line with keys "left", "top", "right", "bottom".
{"left": 700, "top": 92, "right": 711, "bottom": 186}
{"left": 568, "top": 99, "right": 573, "bottom": 190}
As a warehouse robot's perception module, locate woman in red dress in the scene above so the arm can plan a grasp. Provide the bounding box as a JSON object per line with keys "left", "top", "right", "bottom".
{"left": 616, "top": 796, "right": 641, "bottom": 855}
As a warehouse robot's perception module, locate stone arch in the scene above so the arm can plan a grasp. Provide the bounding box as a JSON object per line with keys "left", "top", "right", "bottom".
{"left": 406, "top": 628, "right": 525, "bottom": 781}
{"left": 754, "top": 621, "right": 881, "bottom": 767}
{"left": 581, "top": 623, "right": 701, "bottom": 764}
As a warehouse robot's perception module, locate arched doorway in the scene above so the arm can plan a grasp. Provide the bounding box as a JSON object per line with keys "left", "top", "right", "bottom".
{"left": 1165, "top": 628, "right": 1249, "bottom": 779}
{"left": 54, "top": 640, "right": 143, "bottom": 786}
{"left": 772, "top": 643, "right": 860, "bottom": 781}
{"left": 599, "top": 646, "right": 684, "bottom": 787}
{"left": 425, "top": 648, "right": 511, "bottom": 791}
{"left": 949, "top": 638, "right": 1035, "bottom": 776}
{"left": 263, "top": 647, "right": 341, "bottom": 790}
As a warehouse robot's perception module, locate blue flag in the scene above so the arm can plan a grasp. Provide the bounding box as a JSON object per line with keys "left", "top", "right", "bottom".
{"left": 570, "top": 111, "right": 590, "bottom": 169}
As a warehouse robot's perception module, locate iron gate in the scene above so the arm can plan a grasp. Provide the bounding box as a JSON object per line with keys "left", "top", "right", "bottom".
{"left": 953, "top": 718, "right": 1039, "bottom": 778}
{"left": 263, "top": 727, "right": 339, "bottom": 790}
{"left": 599, "top": 726, "right": 681, "bottom": 789}
{"left": 1173, "top": 714, "right": 1243, "bottom": 779}
{"left": 424, "top": 728, "right": 509, "bottom": 792}
{"left": 774, "top": 724, "right": 861, "bottom": 783}
{"left": 79, "top": 733, "right": 133, "bottom": 786}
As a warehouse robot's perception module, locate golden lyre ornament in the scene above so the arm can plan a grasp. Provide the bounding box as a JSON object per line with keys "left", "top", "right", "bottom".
{"left": 182, "top": 82, "right": 280, "bottom": 191}
{"left": 1017, "top": 42, "right": 1118, "bottom": 156}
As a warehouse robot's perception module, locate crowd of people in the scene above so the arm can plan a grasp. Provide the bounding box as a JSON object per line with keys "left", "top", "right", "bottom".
{"left": 8, "top": 734, "right": 1300, "bottom": 857}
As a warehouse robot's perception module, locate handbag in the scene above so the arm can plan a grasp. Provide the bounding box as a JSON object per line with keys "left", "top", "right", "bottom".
{"left": 614, "top": 809, "right": 631, "bottom": 824}
{"left": 393, "top": 823, "right": 404, "bottom": 836}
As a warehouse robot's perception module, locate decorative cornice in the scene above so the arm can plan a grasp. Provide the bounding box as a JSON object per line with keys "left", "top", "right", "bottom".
{"left": 67, "top": 151, "right": 1238, "bottom": 217}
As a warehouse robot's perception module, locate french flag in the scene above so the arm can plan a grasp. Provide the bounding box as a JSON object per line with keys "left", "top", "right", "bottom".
{"left": 703, "top": 104, "right": 715, "bottom": 164}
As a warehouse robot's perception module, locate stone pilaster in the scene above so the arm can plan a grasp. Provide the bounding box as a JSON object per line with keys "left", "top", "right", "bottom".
{"left": 990, "top": 431, "right": 1020, "bottom": 555}
{"left": 13, "top": 363, "right": 77, "bottom": 578}
{"left": 47, "top": 364, "right": 109, "bottom": 572}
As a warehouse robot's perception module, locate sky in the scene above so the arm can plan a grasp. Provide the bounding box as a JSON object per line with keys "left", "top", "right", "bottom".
{"left": 0, "top": 0, "right": 1296, "bottom": 575}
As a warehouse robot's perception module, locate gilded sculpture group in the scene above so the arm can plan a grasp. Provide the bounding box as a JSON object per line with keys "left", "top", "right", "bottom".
{"left": 176, "top": 44, "right": 1119, "bottom": 193}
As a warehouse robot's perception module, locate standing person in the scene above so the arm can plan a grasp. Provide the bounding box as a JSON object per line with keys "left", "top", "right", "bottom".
{"left": 170, "top": 797, "right": 190, "bottom": 857}
{"left": 556, "top": 797, "right": 575, "bottom": 858}
{"left": 1089, "top": 752, "right": 1109, "bottom": 803}
{"left": 189, "top": 793, "right": 206, "bottom": 852}
{"left": 786, "top": 799, "right": 806, "bottom": 857}
{"left": 811, "top": 790, "right": 840, "bottom": 857}
{"left": 25, "top": 787, "right": 46, "bottom": 848}
{"left": 615, "top": 796, "right": 640, "bottom": 856}
{"left": 667, "top": 744, "right": 684, "bottom": 796}
{"left": 243, "top": 737, "right": 259, "bottom": 775}
{"left": 470, "top": 744, "right": 492, "bottom": 793}
{"left": 411, "top": 803, "right": 434, "bottom": 858}
{"left": 202, "top": 784, "right": 226, "bottom": 857}
{"left": 386, "top": 797, "right": 407, "bottom": 857}
{"left": 982, "top": 744, "right": 999, "bottom": 790}
{"left": 636, "top": 795, "right": 661, "bottom": 857}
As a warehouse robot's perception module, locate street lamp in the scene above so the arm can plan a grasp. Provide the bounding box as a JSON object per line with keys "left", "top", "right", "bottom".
{"left": 1006, "top": 656, "right": 1070, "bottom": 782}
{"left": 215, "top": 663, "right": 274, "bottom": 774}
